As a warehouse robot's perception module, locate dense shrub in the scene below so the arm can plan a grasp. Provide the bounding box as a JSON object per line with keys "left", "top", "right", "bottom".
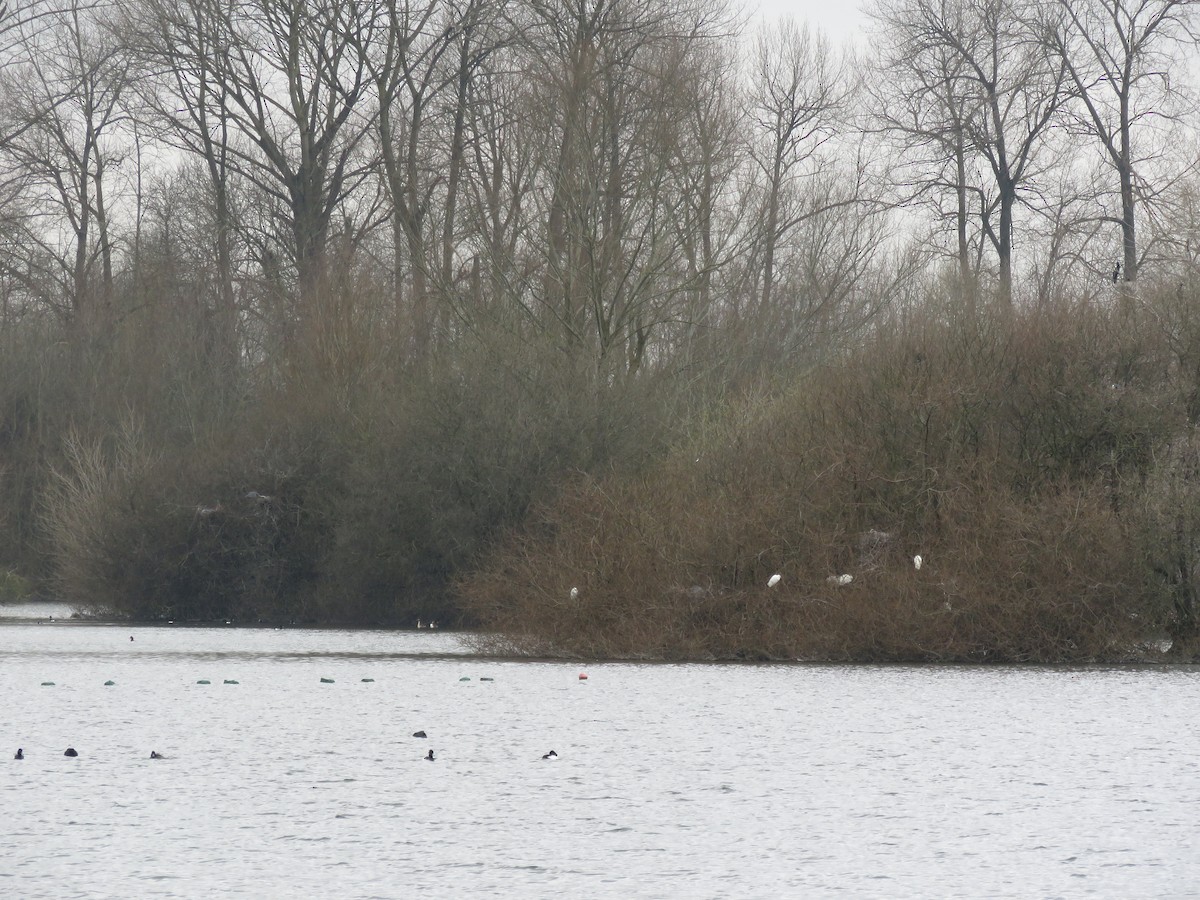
{"left": 36, "top": 284, "right": 680, "bottom": 624}
{"left": 459, "top": 295, "right": 1192, "bottom": 661}
{"left": 21, "top": 265, "right": 1200, "bottom": 654}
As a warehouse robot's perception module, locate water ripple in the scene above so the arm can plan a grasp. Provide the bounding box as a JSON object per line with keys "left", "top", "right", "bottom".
{"left": 2, "top": 627, "right": 1199, "bottom": 897}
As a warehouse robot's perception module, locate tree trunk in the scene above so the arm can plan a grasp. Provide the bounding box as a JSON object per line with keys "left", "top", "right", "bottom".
{"left": 441, "top": 31, "right": 472, "bottom": 287}
{"left": 997, "top": 186, "right": 1013, "bottom": 307}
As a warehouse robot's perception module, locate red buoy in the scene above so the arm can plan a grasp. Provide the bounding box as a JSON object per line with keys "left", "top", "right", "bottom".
{"left": 578, "top": 673, "right": 588, "bottom": 680}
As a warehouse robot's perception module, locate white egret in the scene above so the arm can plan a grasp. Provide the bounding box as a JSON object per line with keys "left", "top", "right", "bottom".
{"left": 826, "top": 574, "right": 853, "bottom": 586}
{"left": 913, "top": 555, "right": 923, "bottom": 570}
{"left": 569, "top": 587, "right": 579, "bottom": 600}
{"left": 767, "top": 573, "right": 782, "bottom": 588}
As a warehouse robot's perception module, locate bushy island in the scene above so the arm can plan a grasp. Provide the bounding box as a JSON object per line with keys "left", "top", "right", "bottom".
{"left": 459, "top": 292, "right": 1200, "bottom": 663}
{"left": 6, "top": 286, "right": 1200, "bottom": 664}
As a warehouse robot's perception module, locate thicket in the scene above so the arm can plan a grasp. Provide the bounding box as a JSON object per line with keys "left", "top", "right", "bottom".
{"left": 1, "top": 270, "right": 685, "bottom": 624}
{"left": 1, "top": 0, "right": 1199, "bottom": 653}
{"left": 10, "top": 272, "right": 1200, "bottom": 661}
{"left": 459, "top": 286, "right": 1200, "bottom": 662}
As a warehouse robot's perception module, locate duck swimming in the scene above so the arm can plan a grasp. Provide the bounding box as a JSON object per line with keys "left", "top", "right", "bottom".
{"left": 150, "top": 751, "right": 164, "bottom": 759}
{"left": 14, "top": 748, "right": 23, "bottom": 760}
{"left": 542, "top": 750, "right": 558, "bottom": 760}
{"left": 425, "top": 749, "right": 435, "bottom": 761}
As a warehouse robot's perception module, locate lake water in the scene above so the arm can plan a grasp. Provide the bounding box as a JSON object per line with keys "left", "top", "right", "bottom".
{"left": 2, "top": 604, "right": 1199, "bottom": 898}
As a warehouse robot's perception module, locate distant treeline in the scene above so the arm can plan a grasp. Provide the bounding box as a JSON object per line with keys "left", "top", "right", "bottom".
{"left": 1, "top": 0, "right": 1200, "bottom": 659}
{"left": 7, "top": 279, "right": 1200, "bottom": 664}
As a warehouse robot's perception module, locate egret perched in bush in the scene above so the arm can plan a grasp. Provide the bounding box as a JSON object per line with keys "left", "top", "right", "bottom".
{"left": 827, "top": 574, "right": 853, "bottom": 586}
{"left": 569, "top": 587, "right": 579, "bottom": 600}
{"left": 913, "top": 555, "right": 923, "bottom": 570}
{"left": 767, "top": 573, "right": 782, "bottom": 588}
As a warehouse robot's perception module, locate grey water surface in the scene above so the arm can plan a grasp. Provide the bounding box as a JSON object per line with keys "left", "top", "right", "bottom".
{"left": 2, "top": 605, "right": 1198, "bottom": 898}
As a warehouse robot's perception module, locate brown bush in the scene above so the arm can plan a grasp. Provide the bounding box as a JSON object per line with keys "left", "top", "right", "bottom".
{"left": 459, "top": 297, "right": 1177, "bottom": 661}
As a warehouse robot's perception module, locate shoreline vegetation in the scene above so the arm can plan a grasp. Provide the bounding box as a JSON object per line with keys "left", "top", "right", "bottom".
{"left": 2, "top": 0, "right": 1200, "bottom": 663}
{"left": 7, "top": 289, "right": 1200, "bottom": 663}
{"left": 459, "top": 294, "right": 1200, "bottom": 664}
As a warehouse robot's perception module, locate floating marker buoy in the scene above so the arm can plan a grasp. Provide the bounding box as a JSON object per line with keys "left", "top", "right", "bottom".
{"left": 578, "top": 673, "right": 588, "bottom": 680}
{"left": 223, "top": 679, "right": 239, "bottom": 684}
{"left": 479, "top": 676, "right": 494, "bottom": 682}
{"left": 459, "top": 676, "right": 471, "bottom": 681}
{"left": 196, "top": 679, "right": 211, "bottom": 684}
{"left": 320, "top": 677, "right": 335, "bottom": 683}
{"left": 104, "top": 680, "right": 115, "bottom": 686}
{"left": 361, "top": 678, "right": 374, "bottom": 683}
{"left": 41, "top": 681, "right": 54, "bottom": 686}
{"left": 64, "top": 747, "right": 78, "bottom": 757}
{"left": 412, "top": 730, "right": 427, "bottom": 738}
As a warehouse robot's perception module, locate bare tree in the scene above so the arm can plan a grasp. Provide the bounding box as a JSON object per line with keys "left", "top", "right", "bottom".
{"left": 747, "top": 20, "right": 847, "bottom": 312}
{"left": 662, "top": 40, "right": 748, "bottom": 352}
{"left": 0, "top": 0, "right": 132, "bottom": 325}
{"left": 1039, "top": 0, "right": 1199, "bottom": 285}
{"left": 868, "top": 0, "right": 1069, "bottom": 306}
{"left": 366, "top": 0, "right": 455, "bottom": 354}
{"left": 439, "top": 0, "right": 498, "bottom": 292}
{"left": 524, "top": 0, "right": 730, "bottom": 377}
{"left": 125, "top": 0, "right": 246, "bottom": 365}
{"left": 459, "top": 46, "right": 543, "bottom": 318}
{"left": 867, "top": 16, "right": 987, "bottom": 300}
{"left": 137, "top": 0, "right": 379, "bottom": 306}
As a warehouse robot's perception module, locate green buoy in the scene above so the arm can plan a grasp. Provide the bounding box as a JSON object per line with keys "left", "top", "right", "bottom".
{"left": 196, "top": 679, "right": 211, "bottom": 684}
{"left": 104, "top": 680, "right": 115, "bottom": 686}
{"left": 459, "top": 676, "right": 471, "bottom": 681}
{"left": 320, "top": 677, "right": 335, "bottom": 683}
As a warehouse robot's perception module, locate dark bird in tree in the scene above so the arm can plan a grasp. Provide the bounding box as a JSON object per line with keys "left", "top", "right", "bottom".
{"left": 1113, "top": 262, "right": 1121, "bottom": 284}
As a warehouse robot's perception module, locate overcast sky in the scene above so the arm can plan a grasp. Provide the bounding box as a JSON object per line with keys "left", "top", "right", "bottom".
{"left": 746, "top": 0, "right": 869, "bottom": 46}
